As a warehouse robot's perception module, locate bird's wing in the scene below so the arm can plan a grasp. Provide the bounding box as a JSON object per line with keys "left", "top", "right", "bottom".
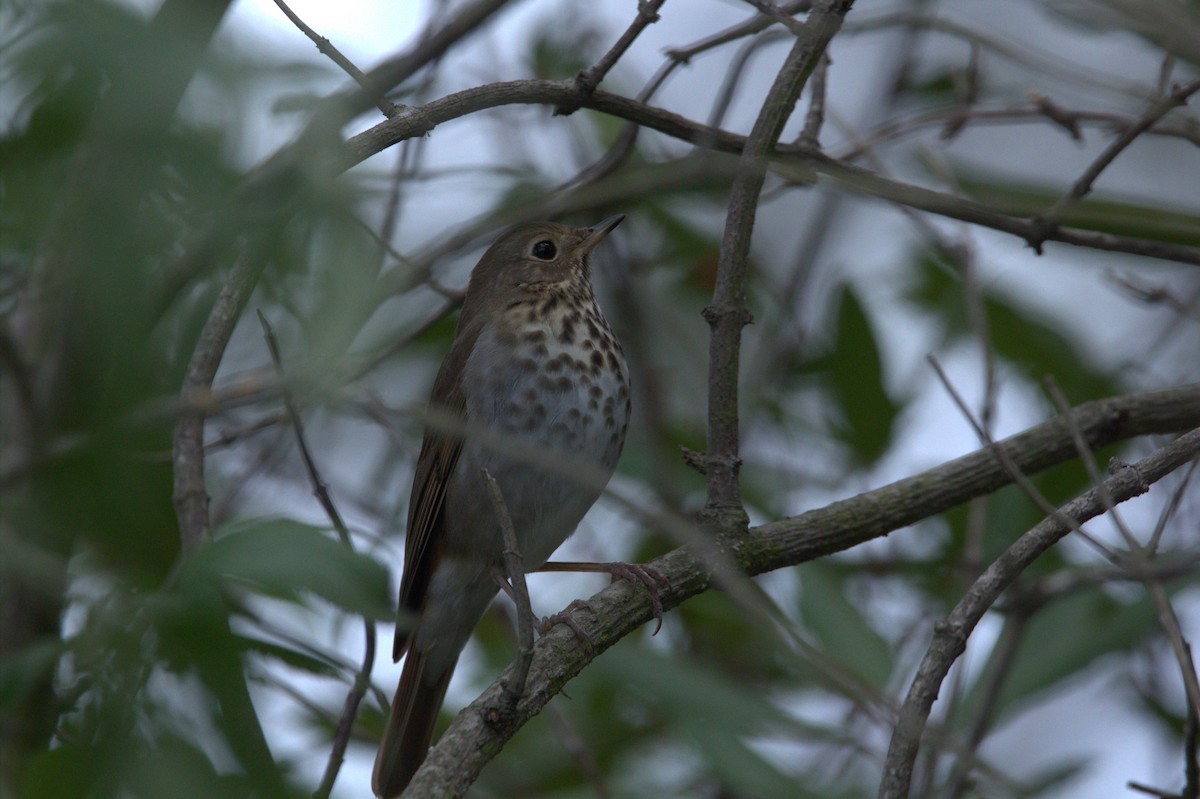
{"left": 393, "top": 320, "right": 482, "bottom": 661}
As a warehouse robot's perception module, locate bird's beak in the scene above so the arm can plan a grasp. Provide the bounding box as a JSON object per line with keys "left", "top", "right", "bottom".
{"left": 575, "top": 214, "right": 625, "bottom": 254}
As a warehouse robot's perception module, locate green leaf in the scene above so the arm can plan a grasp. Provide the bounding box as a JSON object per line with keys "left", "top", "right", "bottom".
{"left": 179, "top": 518, "right": 393, "bottom": 619}
{"left": 0, "top": 638, "right": 62, "bottom": 713}
{"left": 909, "top": 247, "right": 1121, "bottom": 403}
{"left": 22, "top": 743, "right": 101, "bottom": 799}
{"left": 797, "top": 563, "right": 894, "bottom": 688}
{"left": 983, "top": 590, "right": 1157, "bottom": 722}
{"left": 954, "top": 171, "right": 1200, "bottom": 246}
{"left": 124, "top": 734, "right": 253, "bottom": 799}
{"left": 597, "top": 646, "right": 806, "bottom": 798}
{"left": 824, "top": 287, "right": 899, "bottom": 464}
{"left": 232, "top": 635, "right": 340, "bottom": 677}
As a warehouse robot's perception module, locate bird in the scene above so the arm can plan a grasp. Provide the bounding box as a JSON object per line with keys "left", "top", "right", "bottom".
{"left": 372, "top": 215, "right": 631, "bottom": 798}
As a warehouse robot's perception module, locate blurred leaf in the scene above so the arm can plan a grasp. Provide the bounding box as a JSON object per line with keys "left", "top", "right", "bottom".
{"left": 123, "top": 734, "right": 253, "bottom": 799}
{"left": 640, "top": 205, "right": 723, "bottom": 292}
{"left": 954, "top": 172, "right": 1200, "bottom": 246}
{"left": 22, "top": 744, "right": 102, "bottom": 799}
{"left": 179, "top": 519, "right": 393, "bottom": 619}
{"left": 686, "top": 719, "right": 828, "bottom": 799}
{"left": 798, "top": 564, "right": 894, "bottom": 688}
{"left": 985, "top": 589, "right": 1157, "bottom": 722}
{"left": 527, "top": 17, "right": 601, "bottom": 79}
{"left": 902, "top": 69, "right": 960, "bottom": 99}
{"left": 1013, "top": 756, "right": 1091, "bottom": 796}
{"left": 0, "top": 638, "right": 61, "bottom": 713}
{"left": 233, "top": 635, "right": 339, "bottom": 677}
{"left": 596, "top": 646, "right": 804, "bottom": 798}
{"left": 676, "top": 591, "right": 791, "bottom": 681}
{"left": 818, "top": 287, "right": 899, "bottom": 465}
{"left": 1044, "top": 0, "right": 1200, "bottom": 65}
{"left": 910, "top": 247, "right": 1121, "bottom": 403}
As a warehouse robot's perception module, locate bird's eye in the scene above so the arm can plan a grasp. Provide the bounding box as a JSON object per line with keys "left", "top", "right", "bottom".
{"left": 531, "top": 240, "right": 557, "bottom": 260}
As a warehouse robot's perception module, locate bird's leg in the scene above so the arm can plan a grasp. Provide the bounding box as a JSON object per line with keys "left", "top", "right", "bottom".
{"left": 481, "top": 469, "right": 535, "bottom": 698}
{"left": 538, "top": 560, "right": 670, "bottom": 635}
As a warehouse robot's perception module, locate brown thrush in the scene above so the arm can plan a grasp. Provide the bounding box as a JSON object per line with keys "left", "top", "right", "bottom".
{"left": 372, "top": 216, "right": 631, "bottom": 798}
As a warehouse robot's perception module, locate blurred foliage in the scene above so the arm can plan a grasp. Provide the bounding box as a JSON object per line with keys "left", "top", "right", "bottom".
{"left": 2, "top": 1, "right": 1199, "bottom": 798}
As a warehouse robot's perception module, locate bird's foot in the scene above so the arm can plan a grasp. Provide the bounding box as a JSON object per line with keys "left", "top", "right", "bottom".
{"left": 537, "top": 599, "right": 595, "bottom": 646}
{"left": 539, "top": 560, "right": 670, "bottom": 635}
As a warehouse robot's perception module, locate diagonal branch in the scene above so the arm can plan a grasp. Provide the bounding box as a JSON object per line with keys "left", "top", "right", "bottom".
{"left": 1029, "top": 78, "right": 1200, "bottom": 252}
{"left": 271, "top": 0, "right": 400, "bottom": 117}
{"left": 403, "top": 383, "right": 1200, "bottom": 798}
{"left": 878, "top": 427, "right": 1200, "bottom": 799}
{"left": 341, "top": 80, "right": 1200, "bottom": 267}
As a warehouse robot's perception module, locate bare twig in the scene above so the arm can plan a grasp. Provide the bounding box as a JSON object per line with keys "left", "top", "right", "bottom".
{"left": 944, "top": 614, "right": 1029, "bottom": 799}
{"left": 342, "top": 80, "right": 1200, "bottom": 267}
{"left": 708, "top": 29, "right": 791, "bottom": 130}
{"left": 879, "top": 427, "right": 1200, "bottom": 799}
{"left": 798, "top": 52, "right": 830, "bottom": 148}
{"left": 703, "top": 0, "right": 855, "bottom": 518}
{"left": 255, "top": 312, "right": 377, "bottom": 799}
{"left": 927, "top": 355, "right": 1116, "bottom": 559}
{"left": 571, "top": 0, "right": 666, "bottom": 99}
{"left": 335, "top": 0, "right": 512, "bottom": 123}
{"left": 742, "top": 0, "right": 807, "bottom": 35}
{"left": 173, "top": 252, "right": 262, "bottom": 554}
{"left": 1029, "top": 78, "right": 1200, "bottom": 252}
{"left": 271, "top": 0, "right": 399, "bottom": 117}
{"left": 665, "top": 2, "right": 811, "bottom": 65}
{"left": 1044, "top": 378, "right": 1200, "bottom": 727}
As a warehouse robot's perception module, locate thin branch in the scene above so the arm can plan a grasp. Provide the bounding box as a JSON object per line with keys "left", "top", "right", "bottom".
{"left": 707, "top": 29, "right": 791, "bottom": 130}
{"left": 255, "top": 312, "right": 377, "bottom": 799}
{"left": 1029, "top": 78, "right": 1200, "bottom": 252}
{"left": 1044, "top": 378, "right": 1200, "bottom": 726}
{"left": 839, "top": 99, "right": 1200, "bottom": 160}
{"left": 571, "top": 0, "right": 666, "bottom": 98}
{"left": 703, "top": 0, "right": 856, "bottom": 517}
{"left": 798, "top": 52, "right": 830, "bottom": 148}
{"left": 741, "top": 0, "right": 808, "bottom": 35}
{"left": 342, "top": 80, "right": 1200, "bottom": 267}
{"left": 928, "top": 355, "right": 1116, "bottom": 560}
{"left": 172, "top": 252, "right": 262, "bottom": 553}
{"left": 879, "top": 427, "right": 1200, "bottom": 799}
{"left": 332, "top": 0, "right": 511, "bottom": 124}
{"left": 664, "top": 1, "right": 811, "bottom": 65}
{"left": 557, "top": 0, "right": 815, "bottom": 191}
{"left": 271, "top": 0, "right": 399, "bottom": 117}
{"left": 944, "top": 613, "right": 1029, "bottom": 799}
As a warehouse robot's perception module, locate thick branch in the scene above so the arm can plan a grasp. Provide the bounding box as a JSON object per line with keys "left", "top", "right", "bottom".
{"left": 404, "top": 384, "right": 1200, "bottom": 797}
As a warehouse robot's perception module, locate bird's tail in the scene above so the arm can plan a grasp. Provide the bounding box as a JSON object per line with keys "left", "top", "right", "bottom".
{"left": 371, "top": 649, "right": 454, "bottom": 798}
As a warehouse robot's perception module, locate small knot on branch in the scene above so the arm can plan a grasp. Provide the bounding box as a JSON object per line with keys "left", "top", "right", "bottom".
{"left": 1107, "top": 456, "right": 1151, "bottom": 494}
{"left": 553, "top": 84, "right": 586, "bottom": 117}
{"left": 702, "top": 302, "right": 754, "bottom": 328}
{"left": 680, "top": 448, "right": 744, "bottom": 478}
{"left": 679, "top": 446, "right": 708, "bottom": 475}
{"left": 1028, "top": 91, "right": 1083, "bottom": 140}
{"left": 1023, "top": 216, "right": 1056, "bottom": 255}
